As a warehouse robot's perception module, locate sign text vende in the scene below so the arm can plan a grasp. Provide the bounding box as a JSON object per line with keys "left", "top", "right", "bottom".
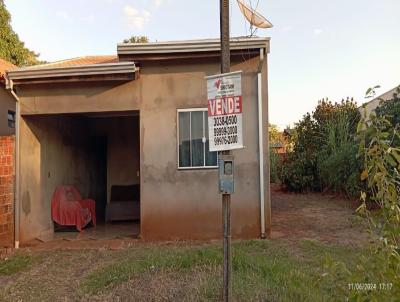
{"left": 208, "top": 96, "right": 242, "bottom": 116}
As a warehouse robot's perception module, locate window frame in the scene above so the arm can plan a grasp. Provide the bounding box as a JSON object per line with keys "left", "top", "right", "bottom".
{"left": 177, "top": 108, "right": 218, "bottom": 170}
{"left": 7, "top": 110, "right": 15, "bottom": 129}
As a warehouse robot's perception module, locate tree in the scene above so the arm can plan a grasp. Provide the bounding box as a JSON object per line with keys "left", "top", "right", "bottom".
{"left": 0, "top": 0, "right": 42, "bottom": 66}
{"left": 280, "top": 98, "right": 362, "bottom": 194}
{"left": 123, "top": 35, "right": 149, "bottom": 44}
{"left": 268, "top": 124, "right": 285, "bottom": 146}
{"left": 268, "top": 124, "right": 286, "bottom": 183}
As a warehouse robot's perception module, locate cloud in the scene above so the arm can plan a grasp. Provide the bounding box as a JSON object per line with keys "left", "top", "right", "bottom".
{"left": 123, "top": 5, "right": 151, "bottom": 29}
{"left": 313, "top": 28, "right": 323, "bottom": 35}
{"left": 154, "top": 0, "right": 164, "bottom": 8}
{"left": 281, "top": 26, "right": 293, "bottom": 32}
{"left": 56, "top": 11, "right": 73, "bottom": 22}
{"left": 83, "top": 14, "right": 96, "bottom": 24}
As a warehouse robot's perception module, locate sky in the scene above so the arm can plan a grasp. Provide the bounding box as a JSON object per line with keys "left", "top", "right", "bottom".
{"left": 4, "top": 0, "right": 400, "bottom": 128}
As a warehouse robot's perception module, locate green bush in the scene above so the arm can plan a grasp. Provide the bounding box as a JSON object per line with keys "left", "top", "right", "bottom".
{"left": 317, "top": 142, "right": 363, "bottom": 196}
{"left": 281, "top": 152, "right": 319, "bottom": 192}
{"left": 281, "top": 98, "right": 362, "bottom": 195}
{"left": 269, "top": 147, "right": 281, "bottom": 183}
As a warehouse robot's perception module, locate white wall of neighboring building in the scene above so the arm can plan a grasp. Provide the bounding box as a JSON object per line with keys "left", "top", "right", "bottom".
{"left": 359, "top": 86, "right": 399, "bottom": 118}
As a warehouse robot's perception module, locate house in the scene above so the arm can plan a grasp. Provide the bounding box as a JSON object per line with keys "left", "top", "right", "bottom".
{"left": 270, "top": 142, "right": 286, "bottom": 155}
{"left": 360, "top": 85, "right": 399, "bottom": 118}
{"left": 5, "top": 37, "right": 271, "bottom": 245}
{"left": 0, "top": 58, "right": 16, "bottom": 135}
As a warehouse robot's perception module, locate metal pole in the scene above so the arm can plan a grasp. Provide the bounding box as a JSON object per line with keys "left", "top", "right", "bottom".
{"left": 220, "top": 0, "right": 230, "bottom": 74}
{"left": 222, "top": 193, "right": 231, "bottom": 301}
{"left": 220, "top": 0, "right": 231, "bottom": 301}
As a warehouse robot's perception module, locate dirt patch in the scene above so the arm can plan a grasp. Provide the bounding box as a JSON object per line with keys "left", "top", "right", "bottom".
{"left": 21, "top": 238, "right": 138, "bottom": 252}
{"left": 270, "top": 184, "right": 368, "bottom": 246}
{"left": 88, "top": 269, "right": 214, "bottom": 302}
{"left": 17, "top": 186, "right": 368, "bottom": 252}
{"left": 0, "top": 189, "right": 374, "bottom": 301}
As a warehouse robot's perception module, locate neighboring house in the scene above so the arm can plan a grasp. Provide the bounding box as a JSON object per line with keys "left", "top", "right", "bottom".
{"left": 0, "top": 58, "right": 17, "bottom": 135}
{"left": 5, "top": 37, "right": 271, "bottom": 244}
{"left": 360, "top": 85, "right": 399, "bottom": 118}
{"left": 270, "top": 142, "right": 286, "bottom": 155}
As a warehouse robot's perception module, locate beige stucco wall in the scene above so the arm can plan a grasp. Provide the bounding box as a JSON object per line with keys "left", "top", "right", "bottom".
{"left": 89, "top": 116, "right": 140, "bottom": 203}
{"left": 0, "top": 87, "right": 16, "bottom": 136}
{"left": 16, "top": 55, "right": 270, "bottom": 242}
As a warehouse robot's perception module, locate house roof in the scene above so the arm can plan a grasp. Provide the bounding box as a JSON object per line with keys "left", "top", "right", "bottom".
{"left": 7, "top": 61, "right": 137, "bottom": 84}
{"left": 271, "top": 142, "right": 284, "bottom": 148}
{"left": 118, "top": 37, "right": 270, "bottom": 55}
{"left": 5, "top": 54, "right": 129, "bottom": 83}
{"left": 117, "top": 37, "right": 270, "bottom": 63}
{"left": 32, "top": 55, "right": 119, "bottom": 69}
{"left": 0, "top": 58, "right": 17, "bottom": 79}
{"left": 6, "top": 37, "right": 270, "bottom": 85}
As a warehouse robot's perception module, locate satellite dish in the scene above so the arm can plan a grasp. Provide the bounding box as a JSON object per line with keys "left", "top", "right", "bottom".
{"left": 236, "top": 0, "right": 273, "bottom": 29}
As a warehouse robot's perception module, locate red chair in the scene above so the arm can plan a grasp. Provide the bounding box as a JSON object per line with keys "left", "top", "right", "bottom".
{"left": 51, "top": 186, "right": 96, "bottom": 231}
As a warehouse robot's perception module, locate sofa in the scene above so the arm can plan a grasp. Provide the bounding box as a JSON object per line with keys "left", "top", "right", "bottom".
{"left": 106, "top": 184, "right": 140, "bottom": 222}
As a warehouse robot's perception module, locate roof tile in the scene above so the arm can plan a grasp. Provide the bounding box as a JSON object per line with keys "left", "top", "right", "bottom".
{"left": 0, "top": 58, "right": 17, "bottom": 77}
{"left": 34, "top": 56, "right": 118, "bottom": 69}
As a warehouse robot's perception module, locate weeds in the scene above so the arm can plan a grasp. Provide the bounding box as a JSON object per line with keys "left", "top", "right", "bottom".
{"left": 0, "top": 254, "right": 34, "bottom": 276}
{"left": 81, "top": 240, "right": 367, "bottom": 301}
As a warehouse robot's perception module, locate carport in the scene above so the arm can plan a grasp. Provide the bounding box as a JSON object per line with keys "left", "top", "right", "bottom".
{"left": 7, "top": 60, "right": 141, "bottom": 243}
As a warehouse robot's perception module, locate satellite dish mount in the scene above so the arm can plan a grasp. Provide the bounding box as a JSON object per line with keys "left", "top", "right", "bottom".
{"left": 236, "top": 0, "right": 273, "bottom": 36}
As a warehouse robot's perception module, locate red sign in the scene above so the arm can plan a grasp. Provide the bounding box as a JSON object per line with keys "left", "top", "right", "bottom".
{"left": 208, "top": 96, "right": 242, "bottom": 116}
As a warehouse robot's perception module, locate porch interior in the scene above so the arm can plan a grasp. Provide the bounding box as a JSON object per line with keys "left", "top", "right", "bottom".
{"left": 22, "top": 111, "right": 141, "bottom": 242}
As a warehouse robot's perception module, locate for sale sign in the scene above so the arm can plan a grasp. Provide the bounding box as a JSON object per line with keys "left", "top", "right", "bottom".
{"left": 206, "top": 71, "right": 243, "bottom": 152}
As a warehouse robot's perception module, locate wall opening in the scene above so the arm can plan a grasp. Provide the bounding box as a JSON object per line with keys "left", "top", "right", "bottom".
{"left": 21, "top": 111, "right": 140, "bottom": 241}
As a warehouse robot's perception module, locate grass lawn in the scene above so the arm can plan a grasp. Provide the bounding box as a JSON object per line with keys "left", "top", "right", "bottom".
{"left": 0, "top": 239, "right": 372, "bottom": 301}
{"left": 1, "top": 190, "right": 394, "bottom": 301}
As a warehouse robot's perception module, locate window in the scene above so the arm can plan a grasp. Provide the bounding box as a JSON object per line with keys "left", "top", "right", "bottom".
{"left": 7, "top": 111, "right": 15, "bottom": 128}
{"left": 178, "top": 108, "right": 218, "bottom": 169}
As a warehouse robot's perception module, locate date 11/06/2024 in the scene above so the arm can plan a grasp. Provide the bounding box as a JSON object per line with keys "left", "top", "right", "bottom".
{"left": 348, "top": 283, "right": 393, "bottom": 291}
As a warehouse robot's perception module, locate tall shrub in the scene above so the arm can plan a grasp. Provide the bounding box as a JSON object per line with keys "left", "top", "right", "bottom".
{"left": 280, "top": 113, "right": 320, "bottom": 192}
{"left": 268, "top": 124, "right": 287, "bottom": 183}
{"left": 269, "top": 147, "right": 280, "bottom": 183}
{"left": 281, "top": 98, "right": 362, "bottom": 195}
{"left": 317, "top": 102, "right": 363, "bottom": 196}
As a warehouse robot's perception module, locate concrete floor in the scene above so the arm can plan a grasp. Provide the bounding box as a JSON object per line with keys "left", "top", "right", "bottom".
{"left": 36, "top": 221, "right": 140, "bottom": 242}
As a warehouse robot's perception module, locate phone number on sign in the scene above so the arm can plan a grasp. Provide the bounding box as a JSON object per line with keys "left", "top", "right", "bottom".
{"left": 214, "top": 126, "right": 238, "bottom": 137}
{"left": 213, "top": 115, "right": 238, "bottom": 127}
{"left": 214, "top": 135, "right": 238, "bottom": 146}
